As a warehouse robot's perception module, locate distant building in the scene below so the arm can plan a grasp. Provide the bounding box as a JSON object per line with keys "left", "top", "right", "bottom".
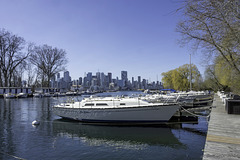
{"left": 121, "top": 71, "right": 128, "bottom": 87}
{"left": 86, "top": 72, "right": 92, "bottom": 87}
{"left": 79, "top": 77, "right": 82, "bottom": 85}
{"left": 108, "top": 72, "right": 112, "bottom": 83}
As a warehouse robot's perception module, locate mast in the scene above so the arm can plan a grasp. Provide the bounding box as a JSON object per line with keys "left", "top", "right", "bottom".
{"left": 190, "top": 54, "right": 192, "bottom": 91}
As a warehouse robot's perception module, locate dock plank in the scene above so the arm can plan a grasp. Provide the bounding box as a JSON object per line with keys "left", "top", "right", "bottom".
{"left": 203, "top": 95, "right": 240, "bottom": 160}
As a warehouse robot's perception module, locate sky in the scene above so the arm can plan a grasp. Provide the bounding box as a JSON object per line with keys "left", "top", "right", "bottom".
{"left": 0, "top": 0, "right": 205, "bottom": 82}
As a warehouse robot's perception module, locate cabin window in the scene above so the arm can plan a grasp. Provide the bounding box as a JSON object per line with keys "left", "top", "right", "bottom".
{"left": 96, "top": 103, "right": 108, "bottom": 106}
{"left": 84, "top": 103, "right": 94, "bottom": 106}
{"left": 120, "top": 103, "right": 126, "bottom": 105}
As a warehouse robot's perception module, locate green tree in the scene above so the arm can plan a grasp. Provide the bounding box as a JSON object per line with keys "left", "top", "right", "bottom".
{"left": 161, "top": 70, "right": 174, "bottom": 89}
{"left": 161, "top": 64, "right": 202, "bottom": 91}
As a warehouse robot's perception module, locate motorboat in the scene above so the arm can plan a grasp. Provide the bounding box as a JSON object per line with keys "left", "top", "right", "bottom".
{"left": 142, "top": 91, "right": 213, "bottom": 109}
{"left": 66, "top": 91, "right": 77, "bottom": 96}
{"left": 43, "top": 93, "right": 52, "bottom": 97}
{"left": 53, "top": 96, "right": 180, "bottom": 124}
{"left": 3, "top": 93, "right": 16, "bottom": 99}
{"left": 16, "top": 92, "right": 28, "bottom": 98}
{"left": 53, "top": 92, "right": 66, "bottom": 97}
{"left": 33, "top": 92, "right": 43, "bottom": 98}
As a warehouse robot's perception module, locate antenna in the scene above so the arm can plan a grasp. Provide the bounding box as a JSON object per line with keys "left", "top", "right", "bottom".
{"left": 190, "top": 54, "right": 192, "bottom": 91}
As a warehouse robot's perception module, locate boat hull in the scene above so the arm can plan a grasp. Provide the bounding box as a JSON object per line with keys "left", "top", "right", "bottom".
{"left": 3, "top": 93, "right": 15, "bottom": 99}
{"left": 53, "top": 105, "right": 179, "bottom": 124}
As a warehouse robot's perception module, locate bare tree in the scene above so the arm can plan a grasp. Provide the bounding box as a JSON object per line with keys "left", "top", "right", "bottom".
{"left": 0, "top": 28, "right": 30, "bottom": 87}
{"left": 29, "top": 44, "right": 68, "bottom": 87}
{"left": 26, "top": 63, "right": 36, "bottom": 87}
{"left": 177, "top": 0, "right": 240, "bottom": 75}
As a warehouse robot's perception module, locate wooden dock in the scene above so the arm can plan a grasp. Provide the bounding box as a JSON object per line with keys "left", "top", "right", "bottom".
{"left": 203, "top": 95, "right": 240, "bottom": 159}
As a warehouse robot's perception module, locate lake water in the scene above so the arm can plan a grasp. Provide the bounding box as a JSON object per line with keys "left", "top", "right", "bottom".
{"left": 0, "top": 91, "right": 208, "bottom": 160}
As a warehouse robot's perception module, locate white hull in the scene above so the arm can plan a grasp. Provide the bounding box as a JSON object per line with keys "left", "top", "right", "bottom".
{"left": 53, "top": 104, "right": 179, "bottom": 123}
{"left": 3, "top": 93, "right": 15, "bottom": 99}
{"left": 33, "top": 93, "right": 43, "bottom": 98}
{"left": 16, "top": 93, "right": 28, "bottom": 98}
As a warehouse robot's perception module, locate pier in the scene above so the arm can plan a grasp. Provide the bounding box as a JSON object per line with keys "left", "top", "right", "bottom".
{"left": 203, "top": 95, "right": 240, "bottom": 159}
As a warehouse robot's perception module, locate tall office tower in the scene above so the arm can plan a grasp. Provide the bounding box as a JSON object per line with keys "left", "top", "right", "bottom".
{"left": 83, "top": 77, "right": 87, "bottom": 87}
{"left": 131, "top": 77, "right": 134, "bottom": 88}
{"left": 64, "top": 71, "right": 70, "bottom": 82}
{"left": 108, "top": 72, "right": 112, "bottom": 83}
{"left": 142, "top": 79, "right": 147, "bottom": 89}
{"left": 121, "top": 71, "right": 128, "bottom": 87}
{"left": 64, "top": 71, "right": 71, "bottom": 90}
{"left": 105, "top": 75, "right": 109, "bottom": 87}
{"left": 138, "top": 76, "right": 141, "bottom": 89}
{"left": 138, "top": 76, "right": 141, "bottom": 83}
{"left": 86, "top": 72, "right": 92, "bottom": 86}
{"left": 121, "top": 71, "right": 128, "bottom": 81}
{"left": 79, "top": 77, "right": 82, "bottom": 85}
{"left": 100, "top": 72, "right": 105, "bottom": 87}
{"left": 96, "top": 72, "right": 101, "bottom": 86}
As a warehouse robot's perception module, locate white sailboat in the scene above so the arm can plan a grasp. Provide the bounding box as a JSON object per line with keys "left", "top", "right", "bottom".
{"left": 53, "top": 96, "right": 180, "bottom": 124}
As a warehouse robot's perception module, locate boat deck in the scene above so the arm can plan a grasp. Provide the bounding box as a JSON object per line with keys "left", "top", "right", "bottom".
{"left": 203, "top": 94, "right": 240, "bottom": 159}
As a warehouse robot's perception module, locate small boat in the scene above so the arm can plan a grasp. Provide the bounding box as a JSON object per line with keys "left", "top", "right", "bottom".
{"left": 177, "top": 95, "right": 213, "bottom": 108}
{"left": 16, "top": 92, "right": 28, "bottom": 98}
{"left": 143, "top": 94, "right": 178, "bottom": 104}
{"left": 53, "top": 96, "right": 180, "bottom": 124}
{"left": 53, "top": 92, "right": 66, "bottom": 97}
{"left": 3, "top": 93, "right": 16, "bottom": 99}
{"left": 43, "top": 93, "right": 52, "bottom": 97}
{"left": 33, "top": 92, "right": 43, "bottom": 98}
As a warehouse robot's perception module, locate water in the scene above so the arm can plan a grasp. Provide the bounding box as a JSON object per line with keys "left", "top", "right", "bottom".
{"left": 0, "top": 91, "right": 208, "bottom": 160}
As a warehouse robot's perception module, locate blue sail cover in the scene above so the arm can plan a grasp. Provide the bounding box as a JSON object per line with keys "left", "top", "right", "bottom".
{"left": 160, "top": 89, "right": 176, "bottom": 92}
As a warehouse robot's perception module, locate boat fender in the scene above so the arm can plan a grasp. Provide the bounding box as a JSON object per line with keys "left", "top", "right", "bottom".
{"left": 32, "top": 120, "right": 40, "bottom": 125}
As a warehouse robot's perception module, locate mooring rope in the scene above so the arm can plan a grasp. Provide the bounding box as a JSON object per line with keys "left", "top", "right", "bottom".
{"left": 180, "top": 106, "right": 211, "bottom": 118}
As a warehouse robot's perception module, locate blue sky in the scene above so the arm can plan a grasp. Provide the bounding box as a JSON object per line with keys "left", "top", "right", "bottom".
{"left": 0, "top": 0, "right": 205, "bottom": 81}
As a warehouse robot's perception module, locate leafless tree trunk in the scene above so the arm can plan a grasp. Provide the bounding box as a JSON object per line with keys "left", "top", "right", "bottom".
{"left": 29, "top": 44, "right": 68, "bottom": 88}
{"left": 0, "top": 28, "right": 30, "bottom": 87}
{"left": 26, "top": 63, "right": 36, "bottom": 87}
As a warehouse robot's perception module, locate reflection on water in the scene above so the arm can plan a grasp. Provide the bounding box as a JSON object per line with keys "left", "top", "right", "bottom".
{"left": 0, "top": 95, "right": 208, "bottom": 160}
{"left": 52, "top": 119, "right": 183, "bottom": 149}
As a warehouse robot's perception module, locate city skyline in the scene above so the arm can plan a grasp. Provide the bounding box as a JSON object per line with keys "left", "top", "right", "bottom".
{"left": 52, "top": 70, "right": 162, "bottom": 92}
{"left": 58, "top": 70, "right": 162, "bottom": 84}
{"left": 0, "top": 0, "right": 204, "bottom": 81}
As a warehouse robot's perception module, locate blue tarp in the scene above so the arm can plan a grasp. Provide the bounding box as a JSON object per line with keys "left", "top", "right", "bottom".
{"left": 160, "top": 89, "right": 176, "bottom": 92}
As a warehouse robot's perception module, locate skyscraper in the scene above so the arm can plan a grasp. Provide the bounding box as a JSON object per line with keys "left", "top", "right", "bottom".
{"left": 108, "top": 72, "right": 112, "bottom": 83}
{"left": 121, "top": 71, "right": 128, "bottom": 87}
{"left": 86, "top": 72, "right": 92, "bottom": 87}
{"left": 138, "top": 76, "right": 141, "bottom": 89}
{"left": 64, "top": 71, "right": 71, "bottom": 90}
{"left": 100, "top": 72, "right": 105, "bottom": 87}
